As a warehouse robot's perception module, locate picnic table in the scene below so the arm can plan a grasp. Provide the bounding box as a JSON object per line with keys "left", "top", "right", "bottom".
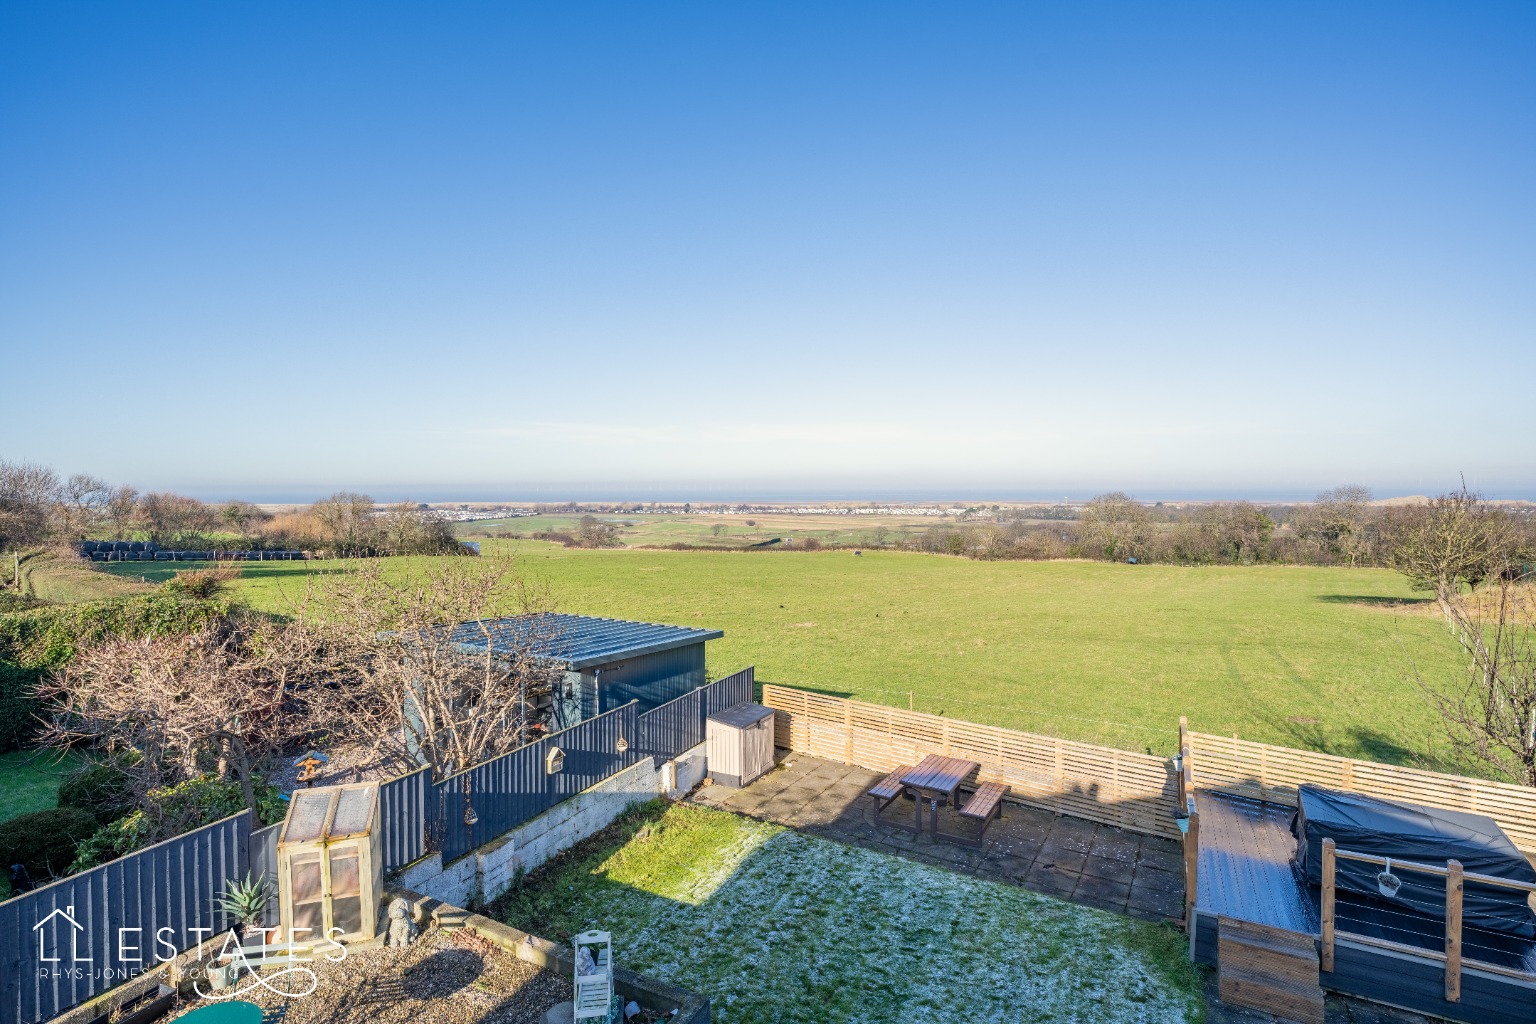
{"left": 901, "top": 754, "right": 981, "bottom": 835}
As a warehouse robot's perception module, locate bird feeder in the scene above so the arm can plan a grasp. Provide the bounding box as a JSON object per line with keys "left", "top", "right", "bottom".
{"left": 572, "top": 930, "right": 613, "bottom": 1021}
{"left": 276, "top": 782, "right": 382, "bottom": 944}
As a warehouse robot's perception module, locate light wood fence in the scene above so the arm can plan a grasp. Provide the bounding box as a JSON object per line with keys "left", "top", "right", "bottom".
{"left": 1185, "top": 729, "right": 1536, "bottom": 853}
{"left": 761, "top": 685, "right": 1181, "bottom": 839}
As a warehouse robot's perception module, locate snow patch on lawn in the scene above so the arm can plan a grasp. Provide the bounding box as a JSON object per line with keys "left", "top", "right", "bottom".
{"left": 554, "top": 815, "right": 1200, "bottom": 1024}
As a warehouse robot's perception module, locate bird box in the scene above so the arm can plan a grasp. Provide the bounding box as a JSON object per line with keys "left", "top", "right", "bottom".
{"left": 276, "top": 782, "right": 382, "bottom": 944}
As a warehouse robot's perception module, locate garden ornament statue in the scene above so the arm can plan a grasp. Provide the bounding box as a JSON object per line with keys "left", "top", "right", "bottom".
{"left": 387, "top": 898, "right": 417, "bottom": 948}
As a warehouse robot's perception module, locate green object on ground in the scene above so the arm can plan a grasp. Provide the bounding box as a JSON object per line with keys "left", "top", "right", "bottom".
{"left": 174, "top": 1001, "right": 262, "bottom": 1024}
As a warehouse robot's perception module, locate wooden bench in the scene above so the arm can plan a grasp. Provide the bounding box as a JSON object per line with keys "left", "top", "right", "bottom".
{"left": 867, "top": 765, "right": 916, "bottom": 816}
{"left": 937, "top": 781, "right": 1007, "bottom": 847}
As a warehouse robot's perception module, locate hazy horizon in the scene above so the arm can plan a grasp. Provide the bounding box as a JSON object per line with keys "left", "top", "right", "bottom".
{"left": 4, "top": 5, "right": 1532, "bottom": 494}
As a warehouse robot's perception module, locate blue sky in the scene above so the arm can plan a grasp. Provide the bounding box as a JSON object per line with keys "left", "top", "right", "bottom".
{"left": 2, "top": 2, "right": 1532, "bottom": 502}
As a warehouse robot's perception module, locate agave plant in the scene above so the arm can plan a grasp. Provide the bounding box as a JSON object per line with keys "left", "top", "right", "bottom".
{"left": 214, "top": 872, "right": 272, "bottom": 929}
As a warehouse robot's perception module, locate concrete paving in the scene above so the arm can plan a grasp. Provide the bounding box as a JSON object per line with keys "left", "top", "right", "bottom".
{"left": 689, "top": 752, "right": 1185, "bottom": 921}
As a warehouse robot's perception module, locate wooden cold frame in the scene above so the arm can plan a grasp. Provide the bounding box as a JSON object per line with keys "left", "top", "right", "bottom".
{"left": 277, "top": 782, "right": 383, "bottom": 944}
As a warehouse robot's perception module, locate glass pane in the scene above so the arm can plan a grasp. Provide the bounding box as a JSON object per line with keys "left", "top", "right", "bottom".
{"left": 291, "top": 854, "right": 323, "bottom": 902}
{"left": 331, "top": 896, "right": 362, "bottom": 937}
{"left": 332, "top": 788, "right": 374, "bottom": 836}
{"left": 329, "top": 850, "right": 361, "bottom": 898}
{"left": 292, "top": 900, "right": 324, "bottom": 938}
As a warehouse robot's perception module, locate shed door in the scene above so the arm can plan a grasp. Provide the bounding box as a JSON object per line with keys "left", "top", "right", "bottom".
{"left": 328, "top": 843, "right": 364, "bottom": 938}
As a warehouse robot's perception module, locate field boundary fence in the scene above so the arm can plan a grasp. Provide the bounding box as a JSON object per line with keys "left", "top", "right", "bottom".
{"left": 0, "top": 811, "right": 252, "bottom": 1024}
{"left": 761, "top": 684, "right": 1181, "bottom": 839}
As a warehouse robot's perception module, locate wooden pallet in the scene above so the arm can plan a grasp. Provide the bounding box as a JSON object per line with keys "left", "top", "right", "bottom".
{"left": 1218, "top": 916, "right": 1325, "bottom": 1024}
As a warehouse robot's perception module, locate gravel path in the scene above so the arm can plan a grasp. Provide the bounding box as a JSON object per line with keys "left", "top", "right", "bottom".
{"left": 166, "top": 929, "right": 571, "bottom": 1024}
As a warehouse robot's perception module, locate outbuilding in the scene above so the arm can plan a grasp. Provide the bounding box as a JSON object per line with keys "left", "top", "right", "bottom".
{"left": 449, "top": 613, "right": 723, "bottom": 728}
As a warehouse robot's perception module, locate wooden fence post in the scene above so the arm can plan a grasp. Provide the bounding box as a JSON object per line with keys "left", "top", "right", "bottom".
{"left": 1183, "top": 803, "right": 1199, "bottom": 927}
{"left": 844, "top": 701, "right": 853, "bottom": 764}
{"left": 1320, "top": 838, "right": 1336, "bottom": 973}
{"left": 1446, "top": 859, "right": 1463, "bottom": 1002}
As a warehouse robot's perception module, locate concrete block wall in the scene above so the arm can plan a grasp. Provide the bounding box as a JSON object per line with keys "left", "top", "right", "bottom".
{"left": 662, "top": 741, "right": 708, "bottom": 800}
{"left": 395, "top": 754, "right": 669, "bottom": 907}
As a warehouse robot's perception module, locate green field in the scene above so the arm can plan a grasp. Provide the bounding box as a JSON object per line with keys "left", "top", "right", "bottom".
{"left": 104, "top": 544, "right": 1463, "bottom": 765}
{"left": 455, "top": 510, "right": 935, "bottom": 548}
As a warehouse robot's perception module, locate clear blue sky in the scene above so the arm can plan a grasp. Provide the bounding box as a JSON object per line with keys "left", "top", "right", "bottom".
{"left": 3, "top": 2, "right": 1532, "bottom": 502}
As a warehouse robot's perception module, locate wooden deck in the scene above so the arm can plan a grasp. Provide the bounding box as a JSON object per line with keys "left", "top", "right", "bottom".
{"left": 1189, "top": 790, "right": 1536, "bottom": 1024}
{"left": 1195, "top": 791, "right": 1318, "bottom": 935}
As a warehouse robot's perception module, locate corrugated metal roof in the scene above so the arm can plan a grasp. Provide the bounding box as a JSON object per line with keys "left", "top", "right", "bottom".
{"left": 448, "top": 613, "right": 722, "bottom": 669}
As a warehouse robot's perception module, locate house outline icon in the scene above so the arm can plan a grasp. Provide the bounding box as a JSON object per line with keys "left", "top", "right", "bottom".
{"left": 34, "top": 905, "right": 89, "bottom": 965}
{"left": 33, "top": 905, "right": 83, "bottom": 932}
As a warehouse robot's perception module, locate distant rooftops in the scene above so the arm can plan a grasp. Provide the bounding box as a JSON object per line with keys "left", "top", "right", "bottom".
{"left": 448, "top": 613, "right": 723, "bottom": 670}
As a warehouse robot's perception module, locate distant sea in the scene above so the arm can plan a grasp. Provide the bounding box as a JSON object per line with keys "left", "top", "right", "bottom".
{"left": 195, "top": 484, "right": 1536, "bottom": 505}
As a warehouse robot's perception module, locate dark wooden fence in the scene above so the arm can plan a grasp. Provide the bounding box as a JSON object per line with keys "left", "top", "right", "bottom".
{"left": 0, "top": 812, "right": 252, "bottom": 1024}
{"left": 636, "top": 667, "right": 755, "bottom": 763}
{"left": 377, "top": 669, "right": 757, "bottom": 869}
{"left": 437, "top": 702, "right": 642, "bottom": 862}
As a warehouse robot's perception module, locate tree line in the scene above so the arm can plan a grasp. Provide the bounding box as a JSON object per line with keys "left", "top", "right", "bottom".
{"left": 908, "top": 485, "right": 1536, "bottom": 572}
{"left": 0, "top": 458, "right": 462, "bottom": 556}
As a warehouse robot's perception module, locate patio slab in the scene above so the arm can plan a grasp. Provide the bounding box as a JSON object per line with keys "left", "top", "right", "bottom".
{"left": 690, "top": 751, "right": 1185, "bottom": 922}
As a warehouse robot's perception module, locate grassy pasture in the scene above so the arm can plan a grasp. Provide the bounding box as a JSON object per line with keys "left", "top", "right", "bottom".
{"left": 456, "top": 510, "right": 938, "bottom": 549}
{"left": 104, "top": 544, "right": 1463, "bottom": 764}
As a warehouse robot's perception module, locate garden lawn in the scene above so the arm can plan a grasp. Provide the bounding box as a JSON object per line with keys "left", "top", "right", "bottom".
{"left": 496, "top": 802, "right": 1202, "bottom": 1024}
{"left": 0, "top": 749, "right": 80, "bottom": 823}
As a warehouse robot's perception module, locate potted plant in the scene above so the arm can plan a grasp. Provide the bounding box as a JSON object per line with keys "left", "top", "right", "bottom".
{"left": 214, "top": 873, "right": 273, "bottom": 945}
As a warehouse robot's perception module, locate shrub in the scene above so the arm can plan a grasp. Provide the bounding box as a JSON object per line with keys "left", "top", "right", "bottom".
{"left": 57, "top": 757, "right": 136, "bottom": 824}
{"left": 0, "top": 807, "right": 98, "bottom": 880}
{"left": 71, "top": 772, "right": 286, "bottom": 872}
{"left": 162, "top": 568, "right": 241, "bottom": 600}
{"left": 0, "top": 591, "right": 232, "bottom": 751}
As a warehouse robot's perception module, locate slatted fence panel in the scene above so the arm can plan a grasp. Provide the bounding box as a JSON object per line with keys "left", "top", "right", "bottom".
{"left": 0, "top": 812, "right": 250, "bottom": 1024}
{"left": 378, "top": 766, "right": 435, "bottom": 871}
{"left": 636, "top": 667, "right": 755, "bottom": 762}
{"left": 762, "top": 685, "right": 1180, "bottom": 839}
{"left": 436, "top": 702, "right": 640, "bottom": 862}
{"left": 1187, "top": 732, "right": 1536, "bottom": 852}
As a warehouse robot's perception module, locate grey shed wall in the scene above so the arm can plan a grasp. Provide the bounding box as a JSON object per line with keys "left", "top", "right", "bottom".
{"left": 580, "top": 643, "right": 708, "bottom": 719}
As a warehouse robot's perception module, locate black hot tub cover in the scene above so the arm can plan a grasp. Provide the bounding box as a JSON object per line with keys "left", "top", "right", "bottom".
{"left": 1292, "top": 784, "right": 1536, "bottom": 938}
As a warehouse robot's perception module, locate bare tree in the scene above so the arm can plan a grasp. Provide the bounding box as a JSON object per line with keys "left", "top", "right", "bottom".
{"left": 0, "top": 458, "right": 62, "bottom": 549}
{"left": 1077, "top": 492, "right": 1152, "bottom": 561}
{"left": 1391, "top": 484, "right": 1516, "bottom": 609}
{"left": 575, "top": 515, "right": 620, "bottom": 548}
{"left": 292, "top": 558, "right": 564, "bottom": 781}
{"left": 35, "top": 615, "right": 314, "bottom": 839}
{"left": 1295, "top": 485, "right": 1375, "bottom": 566}
{"left": 138, "top": 492, "right": 217, "bottom": 547}
{"left": 311, "top": 492, "right": 379, "bottom": 554}
{"left": 1417, "top": 579, "right": 1536, "bottom": 786}
{"left": 60, "top": 474, "right": 113, "bottom": 539}
{"left": 105, "top": 485, "right": 140, "bottom": 539}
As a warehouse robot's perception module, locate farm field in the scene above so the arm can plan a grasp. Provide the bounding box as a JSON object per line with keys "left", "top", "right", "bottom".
{"left": 455, "top": 510, "right": 944, "bottom": 548}
{"left": 103, "top": 545, "right": 1463, "bottom": 764}
{"left": 495, "top": 800, "right": 1203, "bottom": 1024}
